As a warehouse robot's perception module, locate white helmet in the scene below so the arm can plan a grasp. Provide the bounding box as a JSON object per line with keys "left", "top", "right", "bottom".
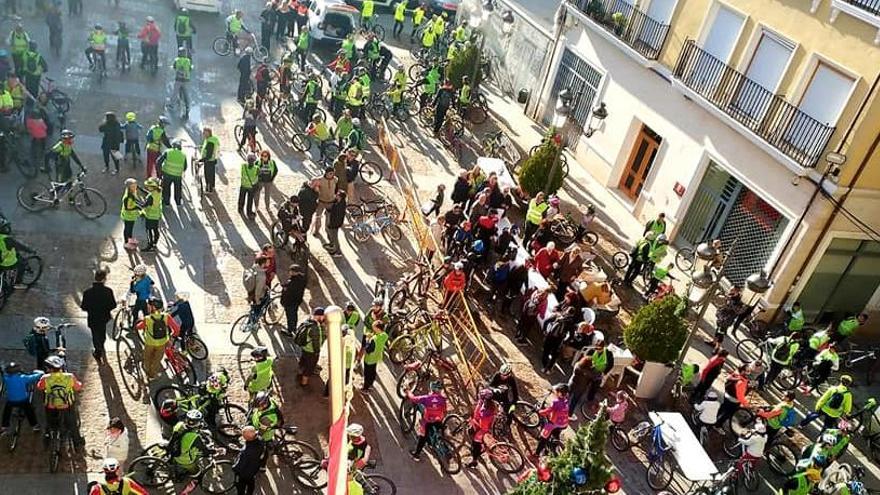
{"left": 102, "top": 457, "right": 120, "bottom": 473}
{"left": 133, "top": 264, "right": 147, "bottom": 276}
{"left": 346, "top": 423, "right": 364, "bottom": 437}
{"left": 754, "top": 422, "right": 766, "bottom": 434}
{"left": 33, "top": 317, "right": 51, "bottom": 332}
{"left": 452, "top": 261, "right": 464, "bottom": 270}
{"left": 352, "top": 118, "right": 361, "bottom": 127}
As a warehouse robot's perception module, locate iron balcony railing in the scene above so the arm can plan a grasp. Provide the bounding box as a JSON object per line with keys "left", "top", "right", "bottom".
{"left": 673, "top": 40, "right": 835, "bottom": 168}
{"left": 842, "top": 0, "right": 880, "bottom": 16}
{"left": 571, "top": 0, "right": 671, "bottom": 60}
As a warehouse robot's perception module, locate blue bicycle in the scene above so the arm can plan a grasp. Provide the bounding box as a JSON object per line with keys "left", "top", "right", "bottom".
{"left": 627, "top": 416, "right": 676, "bottom": 490}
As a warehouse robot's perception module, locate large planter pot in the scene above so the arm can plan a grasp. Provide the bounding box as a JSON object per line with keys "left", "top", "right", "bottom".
{"left": 635, "top": 361, "right": 672, "bottom": 399}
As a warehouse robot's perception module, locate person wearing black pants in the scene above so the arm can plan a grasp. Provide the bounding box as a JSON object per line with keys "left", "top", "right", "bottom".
{"left": 280, "top": 263, "right": 307, "bottom": 335}
{"left": 79, "top": 269, "right": 117, "bottom": 363}
{"left": 432, "top": 81, "right": 455, "bottom": 135}
{"left": 233, "top": 426, "right": 264, "bottom": 495}
{"left": 259, "top": 4, "right": 274, "bottom": 54}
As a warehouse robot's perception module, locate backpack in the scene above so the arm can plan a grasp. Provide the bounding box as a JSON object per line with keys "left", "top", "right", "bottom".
{"left": 827, "top": 389, "right": 849, "bottom": 410}
{"left": 772, "top": 339, "right": 791, "bottom": 362}
{"left": 26, "top": 54, "right": 38, "bottom": 74}
{"left": 779, "top": 407, "right": 798, "bottom": 428}
{"left": 149, "top": 315, "right": 168, "bottom": 340}
{"left": 176, "top": 17, "right": 188, "bottom": 36}
{"left": 243, "top": 267, "right": 258, "bottom": 293}
{"left": 294, "top": 321, "right": 312, "bottom": 347}
{"left": 544, "top": 318, "right": 565, "bottom": 339}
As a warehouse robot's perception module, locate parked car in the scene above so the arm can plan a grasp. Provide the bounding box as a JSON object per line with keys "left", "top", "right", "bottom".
{"left": 426, "top": 0, "right": 460, "bottom": 16}
{"left": 309, "top": 0, "right": 359, "bottom": 43}
{"left": 175, "top": 0, "right": 221, "bottom": 14}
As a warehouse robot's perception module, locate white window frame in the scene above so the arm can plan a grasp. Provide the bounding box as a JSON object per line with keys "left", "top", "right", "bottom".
{"left": 735, "top": 24, "right": 798, "bottom": 94}
{"left": 789, "top": 53, "right": 860, "bottom": 128}
{"left": 696, "top": 0, "right": 749, "bottom": 64}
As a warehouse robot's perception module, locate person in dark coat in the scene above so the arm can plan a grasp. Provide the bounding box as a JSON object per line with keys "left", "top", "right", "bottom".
{"left": 237, "top": 48, "right": 253, "bottom": 103}
{"left": 232, "top": 426, "right": 265, "bottom": 495}
{"left": 259, "top": 2, "right": 276, "bottom": 54}
{"left": 324, "top": 190, "right": 346, "bottom": 256}
{"left": 80, "top": 269, "right": 117, "bottom": 363}
{"left": 690, "top": 349, "right": 728, "bottom": 404}
{"left": 99, "top": 112, "right": 124, "bottom": 174}
{"left": 297, "top": 178, "right": 320, "bottom": 232}
{"left": 451, "top": 171, "right": 470, "bottom": 205}
{"left": 280, "top": 263, "right": 307, "bottom": 335}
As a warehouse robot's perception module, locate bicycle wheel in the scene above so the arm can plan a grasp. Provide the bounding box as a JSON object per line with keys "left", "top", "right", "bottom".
{"left": 775, "top": 367, "right": 800, "bottom": 391}
{"left": 291, "top": 133, "right": 311, "bottom": 153}
{"left": 610, "top": 426, "right": 629, "bottom": 452}
{"left": 372, "top": 24, "right": 386, "bottom": 41}
{"left": 646, "top": 457, "right": 673, "bottom": 490}
{"left": 488, "top": 442, "right": 525, "bottom": 473}
{"left": 128, "top": 455, "right": 171, "bottom": 487}
{"left": 398, "top": 400, "right": 417, "bottom": 434}
{"left": 212, "top": 37, "right": 231, "bottom": 56}
{"left": 50, "top": 90, "right": 71, "bottom": 113}
{"left": 396, "top": 369, "right": 421, "bottom": 398}
{"left": 168, "top": 354, "right": 197, "bottom": 386}
{"left": 73, "top": 187, "right": 108, "bottom": 219}
{"left": 292, "top": 458, "right": 328, "bottom": 489}
{"left": 735, "top": 338, "right": 763, "bottom": 363}
{"left": 437, "top": 438, "right": 461, "bottom": 475}
{"left": 361, "top": 473, "right": 397, "bottom": 495}
{"left": 278, "top": 437, "right": 322, "bottom": 463}
{"left": 742, "top": 462, "right": 760, "bottom": 491}
{"left": 612, "top": 251, "right": 630, "bottom": 269}
{"left": 443, "top": 414, "right": 466, "bottom": 447}
{"left": 19, "top": 255, "right": 43, "bottom": 287}
{"left": 254, "top": 45, "right": 269, "bottom": 62}
{"left": 381, "top": 223, "right": 403, "bottom": 242}
{"left": 117, "top": 337, "right": 143, "bottom": 399}
{"left": 111, "top": 308, "right": 128, "bottom": 340}
{"left": 262, "top": 295, "right": 284, "bottom": 326}
{"left": 387, "top": 335, "right": 416, "bottom": 364}
{"left": 746, "top": 320, "right": 769, "bottom": 340}
{"left": 200, "top": 459, "right": 236, "bottom": 494}
{"left": 581, "top": 231, "right": 599, "bottom": 246}
{"left": 359, "top": 161, "right": 383, "bottom": 185}
{"left": 675, "top": 247, "right": 695, "bottom": 272}
{"left": 185, "top": 334, "right": 208, "bottom": 360}
{"left": 322, "top": 141, "right": 340, "bottom": 161}
{"left": 48, "top": 432, "right": 61, "bottom": 472}
{"left": 229, "top": 313, "right": 253, "bottom": 346}
{"left": 16, "top": 182, "right": 53, "bottom": 212}
{"left": 512, "top": 401, "right": 540, "bottom": 429}
{"left": 766, "top": 442, "right": 797, "bottom": 476}
{"left": 722, "top": 436, "right": 740, "bottom": 458}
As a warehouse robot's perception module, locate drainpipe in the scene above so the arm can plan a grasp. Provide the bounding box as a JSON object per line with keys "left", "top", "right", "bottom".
{"left": 769, "top": 71, "right": 880, "bottom": 321}
{"left": 531, "top": 2, "right": 568, "bottom": 120}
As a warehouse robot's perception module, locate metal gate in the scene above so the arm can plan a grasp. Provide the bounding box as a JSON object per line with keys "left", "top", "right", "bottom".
{"left": 545, "top": 49, "right": 603, "bottom": 146}
{"left": 678, "top": 162, "right": 789, "bottom": 285}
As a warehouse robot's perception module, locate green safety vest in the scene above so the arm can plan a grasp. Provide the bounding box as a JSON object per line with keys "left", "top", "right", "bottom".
{"left": 459, "top": 84, "right": 471, "bottom": 104}
{"left": 453, "top": 26, "right": 467, "bottom": 42}
{"left": 174, "top": 56, "right": 192, "bottom": 81}
{"left": 838, "top": 317, "right": 859, "bottom": 337}
{"left": 0, "top": 90, "right": 12, "bottom": 111}
{"left": 22, "top": 50, "right": 43, "bottom": 76}
{"left": 297, "top": 31, "right": 309, "bottom": 52}
{"left": 10, "top": 31, "right": 28, "bottom": 53}
{"left": 347, "top": 81, "right": 365, "bottom": 106}
{"left": 41, "top": 372, "right": 76, "bottom": 408}
{"left": 0, "top": 234, "right": 18, "bottom": 268}
{"left": 345, "top": 311, "right": 361, "bottom": 328}
{"left": 258, "top": 159, "right": 276, "bottom": 180}
{"left": 201, "top": 135, "right": 219, "bottom": 161}
{"left": 250, "top": 403, "right": 280, "bottom": 441}
{"left": 766, "top": 403, "right": 793, "bottom": 429}
{"left": 303, "top": 323, "right": 324, "bottom": 354}
{"left": 228, "top": 16, "right": 243, "bottom": 34}
{"left": 771, "top": 337, "right": 799, "bottom": 365}
{"left": 424, "top": 68, "right": 439, "bottom": 94}
{"left": 89, "top": 31, "right": 107, "bottom": 48}
{"left": 446, "top": 43, "right": 457, "bottom": 61}
{"left": 820, "top": 385, "right": 851, "bottom": 417}
{"left": 526, "top": 199, "right": 548, "bottom": 225}
{"left": 335, "top": 117, "right": 353, "bottom": 139}
{"left": 633, "top": 238, "right": 651, "bottom": 262}
{"left": 422, "top": 29, "right": 435, "bottom": 48}
{"left": 362, "top": 0, "right": 374, "bottom": 18}
{"left": 394, "top": 2, "right": 407, "bottom": 21}
{"left": 413, "top": 8, "right": 425, "bottom": 25}
{"left": 146, "top": 125, "right": 165, "bottom": 152}
{"left": 647, "top": 219, "right": 665, "bottom": 236}
{"left": 345, "top": 342, "right": 355, "bottom": 369}
{"left": 240, "top": 163, "right": 259, "bottom": 189}
{"left": 592, "top": 349, "right": 608, "bottom": 373}
{"left": 247, "top": 357, "right": 274, "bottom": 393}
{"left": 173, "top": 424, "right": 202, "bottom": 468}
{"left": 649, "top": 243, "right": 668, "bottom": 264}
{"left": 788, "top": 309, "right": 805, "bottom": 331}
{"left": 144, "top": 190, "right": 162, "bottom": 221}
{"left": 364, "top": 331, "right": 389, "bottom": 365}
{"left": 162, "top": 149, "right": 186, "bottom": 177}
{"left": 175, "top": 15, "right": 192, "bottom": 37}
{"left": 652, "top": 264, "right": 669, "bottom": 280}
{"left": 305, "top": 80, "right": 319, "bottom": 104}
{"left": 342, "top": 38, "right": 355, "bottom": 59}
{"left": 786, "top": 472, "right": 812, "bottom": 495}
{"left": 120, "top": 190, "right": 141, "bottom": 221}
{"left": 143, "top": 312, "right": 170, "bottom": 346}
{"left": 432, "top": 18, "right": 444, "bottom": 36}
{"left": 809, "top": 330, "right": 830, "bottom": 350}
{"left": 389, "top": 87, "right": 403, "bottom": 103}
{"left": 6, "top": 83, "right": 23, "bottom": 109}
{"left": 51, "top": 140, "right": 72, "bottom": 157}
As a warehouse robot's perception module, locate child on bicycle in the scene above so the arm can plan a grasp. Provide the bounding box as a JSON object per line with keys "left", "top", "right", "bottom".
{"left": 237, "top": 106, "right": 259, "bottom": 152}
{"left": 168, "top": 291, "right": 194, "bottom": 342}
{"left": 407, "top": 380, "right": 447, "bottom": 462}
{"left": 114, "top": 21, "right": 130, "bottom": 69}
{"left": 465, "top": 388, "right": 498, "bottom": 468}
{"left": 535, "top": 383, "right": 570, "bottom": 458}
{"left": 606, "top": 390, "right": 629, "bottom": 425}
{"left": 734, "top": 420, "right": 767, "bottom": 470}
{"left": 693, "top": 390, "right": 720, "bottom": 428}
{"left": 0, "top": 362, "right": 43, "bottom": 434}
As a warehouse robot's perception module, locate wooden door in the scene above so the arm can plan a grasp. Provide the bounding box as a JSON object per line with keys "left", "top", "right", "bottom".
{"left": 618, "top": 126, "right": 660, "bottom": 200}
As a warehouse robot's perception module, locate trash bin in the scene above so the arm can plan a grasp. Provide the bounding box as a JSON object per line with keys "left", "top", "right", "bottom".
{"left": 517, "top": 89, "right": 529, "bottom": 104}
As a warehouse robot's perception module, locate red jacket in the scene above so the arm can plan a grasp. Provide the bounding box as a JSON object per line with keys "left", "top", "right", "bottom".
{"left": 443, "top": 271, "right": 466, "bottom": 293}
{"left": 533, "top": 247, "right": 559, "bottom": 278}
{"left": 138, "top": 24, "right": 161, "bottom": 45}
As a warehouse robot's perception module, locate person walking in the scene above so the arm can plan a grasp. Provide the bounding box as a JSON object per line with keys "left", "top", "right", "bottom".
{"left": 45, "top": 5, "right": 63, "bottom": 57}
{"left": 232, "top": 426, "right": 264, "bottom": 495}
{"left": 140, "top": 177, "right": 162, "bottom": 252}
{"left": 156, "top": 140, "right": 187, "bottom": 206}
{"left": 280, "top": 263, "right": 307, "bottom": 335}
{"left": 144, "top": 116, "right": 171, "bottom": 179}
{"left": 80, "top": 269, "right": 116, "bottom": 363}
{"left": 237, "top": 47, "right": 253, "bottom": 104}
{"left": 392, "top": 0, "right": 407, "bottom": 39}
{"left": 324, "top": 190, "right": 346, "bottom": 256}
{"left": 800, "top": 375, "right": 853, "bottom": 430}
{"left": 199, "top": 126, "right": 220, "bottom": 193}
{"left": 239, "top": 153, "right": 260, "bottom": 218}
{"left": 298, "top": 307, "right": 326, "bottom": 387}
{"left": 174, "top": 8, "right": 196, "bottom": 53}
{"left": 312, "top": 167, "right": 338, "bottom": 238}
{"left": 120, "top": 178, "right": 143, "bottom": 250}
{"left": 254, "top": 150, "right": 278, "bottom": 214}
{"left": 99, "top": 112, "right": 124, "bottom": 174}
{"left": 297, "top": 178, "right": 320, "bottom": 233}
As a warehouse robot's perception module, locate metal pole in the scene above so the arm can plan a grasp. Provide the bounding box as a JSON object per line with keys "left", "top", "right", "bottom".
{"left": 544, "top": 138, "right": 562, "bottom": 194}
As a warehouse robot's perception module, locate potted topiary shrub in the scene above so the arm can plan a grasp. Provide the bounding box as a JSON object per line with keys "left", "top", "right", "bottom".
{"left": 516, "top": 139, "right": 565, "bottom": 196}
{"left": 445, "top": 41, "right": 483, "bottom": 89}
{"left": 586, "top": 0, "right": 605, "bottom": 20}
{"left": 611, "top": 12, "right": 627, "bottom": 35}
{"left": 623, "top": 295, "right": 688, "bottom": 398}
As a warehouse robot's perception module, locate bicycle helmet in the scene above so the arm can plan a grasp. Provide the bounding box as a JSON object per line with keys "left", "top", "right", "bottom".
{"left": 125, "top": 112, "right": 136, "bottom": 122}
{"left": 0, "top": 216, "right": 10, "bottom": 234}
{"left": 312, "top": 307, "right": 325, "bottom": 316}
{"left": 371, "top": 297, "right": 383, "bottom": 307}
{"left": 60, "top": 129, "right": 75, "bottom": 139}
{"left": 33, "top": 317, "right": 51, "bottom": 332}
{"left": 452, "top": 261, "right": 464, "bottom": 270}
{"left": 656, "top": 234, "right": 668, "bottom": 244}
{"left": 45, "top": 355, "right": 64, "bottom": 370}
{"left": 478, "top": 388, "right": 493, "bottom": 400}
{"left": 148, "top": 297, "right": 164, "bottom": 310}
{"left": 345, "top": 301, "right": 357, "bottom": 311}
{"left": 180, "top": 7, "right": 188, "bottom": 13}
{"left": 172, "top": 140, "right": 182, "bottom": 150}
{"left": 472, "top": 239, "right": 485, "bottom": 253}
{"left": 253, "top": 391, "right": 271, "bottom": 409}
{"left": 133, "top": 264, "right": 147, "bottom": 276}
{"left": 499, "top": 363, "right": 512, "bottom": 376}
{"left": 244, "top": 46, "right": 253, "bottom": 55}
{"left": 347, "top": 423, "right": 364, "bottom": 437}
{"left": 706, "top": 390, "right": 718, "bottom": 400}
{"left": 184, "top": 409, "right": 203, "bottom": 427}
{"left": 178, "top": 46, "right": 187, "bottom": 55}
{"left": 429, "top": 380, "right": 443, "bottom": 392}
{"left": 125, "top": 178, "right": 137, "bottom": 186}
{"left": 160, "top": 398, "right": 178, "bottom": 413}
{"left": 158, "top": 115, "right": 169, "bottom": 125}
{"left": 94, "top": 24, "right": 103, "bottom": 30}
{"left": 352, "top": 118, "right": 361, "bottom": 127}
{"left": 341, "top": 324, "right": 350, "bottom": 336}
{"left": 145, "top": 15, "right": 155, "bottom": 22}
{"left": 841, "top": 374, "right": 853, "bottom": 386}
{"left": 102, "top": 458, "right": 120, "bottom": 473}
{"left": 251, "top": 346, "right": 269, "bottom": 360}
{"left": 4, "top": 362, "right": 19, "bottom": 374}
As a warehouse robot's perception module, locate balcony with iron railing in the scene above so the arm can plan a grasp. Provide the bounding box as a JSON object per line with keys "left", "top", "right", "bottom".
{"left": 673, "top": 40, "right": 836, "bottom": 169}
{"left": 570, "top": 0, "right": 671, "bottom": 60}
{"left": 812, "top": 0, "right": 880, "bottom": 44}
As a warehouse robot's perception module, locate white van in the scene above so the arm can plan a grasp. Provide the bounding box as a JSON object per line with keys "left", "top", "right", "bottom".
{"left": 309, "top": 0, "right": 359, "bottom": 44}
{"left": 175, "top": 0, "right": 221, "bottom": 14}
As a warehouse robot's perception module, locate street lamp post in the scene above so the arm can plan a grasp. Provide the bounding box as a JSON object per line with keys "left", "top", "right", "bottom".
{"left": 543, "top": 89, "right": 607, "bottom": 193}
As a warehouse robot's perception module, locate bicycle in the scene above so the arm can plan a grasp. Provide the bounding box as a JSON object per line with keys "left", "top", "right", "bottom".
{"left": 229, "top": 294, "right": 284, "bottom": 345}
{"left": 17, "top": 170, "right": 108, "bottom": 219}
{"left": 0, "top": 253, "right": 43, "bottom": 310}
{"left": 548, "top": 213, "right": 599, "bottom": 246}
{"left": 460, "top": 91, "right": 488, "bottom": 125}
{"left": 690, "top": 459, "right": 756, "bottom": 494}
{"left": 212, "top": 31, "right": 268, "bottom": 62}
{"left": 271, "top": 220, "right": 308, "bottom": 260}
{"left": 0, "top": 128, "right": 32, "bottom": 179}
{"left": 347, "top": 196, "right": 400, "bottom": 223}
{"left": 386, "top": 304, "right": 432, "bottom": 340}
{"left": 38, "top": 77, "right": 71, "bottom": 118}
{"left": 290, "top": 132, "right": 340, "bottom": 162}
{"left": 351, "top": 211, "right": 403, "bottom": 244}
{"left": 128, "top": 443, "right": 235, "bottom": 494}
{"left": 233, "top": 121, "right": 262, "bottom": 154}
{"left": 387, "top": 311, "right": 446, "bottom": 365}
{"left": 358, "top": 20, "right": 386, "bottom": 41}
{"left": 46, "top": 408, "right": 78, "bottom": 473}
{"left": 116, "top": 333, "right": 144, "bottom": 399}
{"left": 387, "top": 259, "right": 438, "bottom": 310}
{"left": 3, "top": 388, "right": 34, "bottom": 452}
{"left": 395, "top": 348, "right": 457, "bottom": 398}
{"left": 839, "top": 342, "right": 879, "bottom": 380}
{"left": 90, "top": 48, "right": 108, "bottom": 83}
{"left": 480, "top": 129, "right": 521, "bottom": 166}
{"left": 167, "top": 79, "right": 191, "bottom": 120}
{"left": 111, "top": 292, "right": 139, "bottom": 340}
{"left": 446, "top": 422, "right": 525, "bottom": 474}
{"left": 397, "top": 400, "right": 462, "bottom": 475}
{"left": 367, "top": 93, "right": 411, "bottom": 122}
{"left": 151, "top": 383, "right": 247, "bottom": 440}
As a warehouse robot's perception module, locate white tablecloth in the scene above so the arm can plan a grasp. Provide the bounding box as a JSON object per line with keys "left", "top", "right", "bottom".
{"left": 477, "top": 156, "right": 516, "bottom": 191}
{"left": 650, "top": 412, "right": 717, "bottom": 482}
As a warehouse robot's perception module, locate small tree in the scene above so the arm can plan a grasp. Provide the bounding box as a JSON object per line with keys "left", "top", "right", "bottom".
{"left": 508, "top": 405, "right": 616, "bottom": 494}
{"left": 445, "top": 42, "right": 482, "bottom": 89}
{"left": 517, "top": 141, "right": 565, "bottom": 196}
{"left": 623, "top": 295, "right": 688, "bottom": 363}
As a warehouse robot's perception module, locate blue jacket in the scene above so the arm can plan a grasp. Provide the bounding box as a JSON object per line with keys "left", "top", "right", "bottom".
{"left": 130, "top": 275, "right": 154, "bottom": 302}
{"left": 171, "top": 301, "right": 194, "bottom": 330}
{"left": 3, "top": 370, "right": 44, "bottom": 402}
